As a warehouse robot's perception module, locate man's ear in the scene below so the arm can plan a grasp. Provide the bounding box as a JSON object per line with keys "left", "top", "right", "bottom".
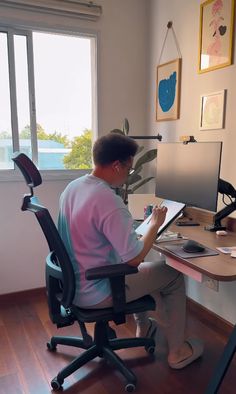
{"left": 112, "top": 160, "right": 120, "bottom": 172}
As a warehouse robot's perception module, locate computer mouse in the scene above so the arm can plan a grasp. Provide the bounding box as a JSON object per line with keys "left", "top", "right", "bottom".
{"left": 182, "top": 240, "right": 205, "bottom": 253}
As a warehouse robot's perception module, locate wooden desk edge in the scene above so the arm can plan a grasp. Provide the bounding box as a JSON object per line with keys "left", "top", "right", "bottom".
{"left": 152, "top": 241, "right": 236, "bottom": 282}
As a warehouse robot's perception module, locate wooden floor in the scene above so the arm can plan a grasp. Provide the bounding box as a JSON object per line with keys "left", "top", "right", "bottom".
{"left": 0, "top": 290, "right": 235, "bottom": 394}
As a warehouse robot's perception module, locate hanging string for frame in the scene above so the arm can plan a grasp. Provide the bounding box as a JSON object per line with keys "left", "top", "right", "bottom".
{"left": 157, "top": 21, "right": 182, "bottom": 66}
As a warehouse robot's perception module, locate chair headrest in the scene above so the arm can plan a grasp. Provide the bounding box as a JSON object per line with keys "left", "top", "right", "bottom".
{"left": 12, "top": 152, "right": 42, "bottom": 188}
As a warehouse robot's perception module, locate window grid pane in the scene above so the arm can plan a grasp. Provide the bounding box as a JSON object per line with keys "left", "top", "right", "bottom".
{"left": 14, "top": 34, "right": 32, "bottom": 160}
{"left": 33, "top": 32, "right": 92, "bottom": 170}
{"left": 0, "top": 32, "right": 13, "bottom": 169}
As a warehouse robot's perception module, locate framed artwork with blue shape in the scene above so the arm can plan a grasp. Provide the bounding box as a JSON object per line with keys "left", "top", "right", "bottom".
{"left": 156, "top": 58, "right": 181, "bottom": 121}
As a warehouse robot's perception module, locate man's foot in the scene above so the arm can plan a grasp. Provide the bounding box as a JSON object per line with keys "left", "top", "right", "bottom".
{"left": 136, "top": 317, "right": 157, "bottom": 338}
{"left": 168, "top": 338, "right": 204, "bottom": 369}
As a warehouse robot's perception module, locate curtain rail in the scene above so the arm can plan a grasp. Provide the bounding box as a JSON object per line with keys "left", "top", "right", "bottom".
{"left": 0, "top": 0, "right": 102, "bottom": 21}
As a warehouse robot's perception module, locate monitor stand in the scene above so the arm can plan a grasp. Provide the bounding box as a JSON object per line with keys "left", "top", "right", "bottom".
{"left": 205, "top": 224, "right": 227, "bottom": 232}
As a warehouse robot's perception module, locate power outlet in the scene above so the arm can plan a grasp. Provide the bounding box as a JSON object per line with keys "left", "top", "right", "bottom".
{"left": 204, "top": 278, "right": 219, "bottom": 292}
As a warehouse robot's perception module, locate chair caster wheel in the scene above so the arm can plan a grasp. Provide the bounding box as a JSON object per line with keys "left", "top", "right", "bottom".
{"left": 51, "top": 378, "right": 63, "bottom": 391}
{"left": 145, "top": 345, "right": 155, "bottom": 354}
{"left": 47, "top": 341, "right": 57, "bottom": 351}
{"left": 125, "top": 383, "right": 136, "bottom": 392}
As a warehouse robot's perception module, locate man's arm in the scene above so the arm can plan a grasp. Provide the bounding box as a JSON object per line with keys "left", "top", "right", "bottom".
{"left": 127, "top": 205, "right": 167, "bottom": 267}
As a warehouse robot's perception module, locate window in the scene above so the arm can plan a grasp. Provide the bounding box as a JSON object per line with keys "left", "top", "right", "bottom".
{"left": 0, "top": 27, "right": 96, "bottom": 171}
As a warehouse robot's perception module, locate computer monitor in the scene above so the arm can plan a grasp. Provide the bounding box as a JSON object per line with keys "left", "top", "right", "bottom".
{"left": 155, "top": 142, "right": 222, "bottom": 212}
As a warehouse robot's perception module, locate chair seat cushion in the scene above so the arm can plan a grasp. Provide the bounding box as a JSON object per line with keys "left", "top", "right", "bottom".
{"left": 72, "top": 294, "right": 156, "bottom": 323}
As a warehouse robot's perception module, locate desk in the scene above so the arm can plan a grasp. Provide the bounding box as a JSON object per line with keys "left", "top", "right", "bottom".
{"left": 152, "top": 220, "right": 236, "bottom": 282}
{"left": 151, "top": 211, "right": 236, "bottom": 394}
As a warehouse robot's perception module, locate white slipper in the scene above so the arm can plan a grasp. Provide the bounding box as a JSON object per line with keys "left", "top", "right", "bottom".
{"left": 136, "top": 317, "right": 158, "bottom": 338}
{"left": 169, "top": 338, "right": 204, "bottom": 370}
{"left": 145, "top": 318, "right": 158, "bottom": 339}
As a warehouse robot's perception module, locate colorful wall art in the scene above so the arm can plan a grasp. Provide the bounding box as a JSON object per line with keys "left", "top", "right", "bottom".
{"left": 156, "top": 58, "right": 181, "bottom": 121}
{"left": 198, "top": 0, "right": 235, "bottom": 73}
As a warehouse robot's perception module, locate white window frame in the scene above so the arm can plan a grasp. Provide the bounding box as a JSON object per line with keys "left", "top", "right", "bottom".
{"left": 0, "top": 23, "right": 98, "bottom": 182}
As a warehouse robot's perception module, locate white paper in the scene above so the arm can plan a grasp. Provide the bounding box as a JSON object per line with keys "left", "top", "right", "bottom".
{"left": 216, "top": 246, "right": 236, "bottom": 254}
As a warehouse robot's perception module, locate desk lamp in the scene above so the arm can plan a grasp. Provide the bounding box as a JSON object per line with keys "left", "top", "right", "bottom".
{"left": 207, "top": 178, "right": 236, "bottom": 231}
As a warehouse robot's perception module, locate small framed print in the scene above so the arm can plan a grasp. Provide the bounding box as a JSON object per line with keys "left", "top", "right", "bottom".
{"left": 199, "top": 90, "right": 226, "bottom": 130}
{"left": 156, "top": 58, "right": 181, "bottom": 121}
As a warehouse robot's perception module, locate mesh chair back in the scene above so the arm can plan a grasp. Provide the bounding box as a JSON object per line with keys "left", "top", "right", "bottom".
{"left": 12, "top": 152, "right": 75, "bottom": 309}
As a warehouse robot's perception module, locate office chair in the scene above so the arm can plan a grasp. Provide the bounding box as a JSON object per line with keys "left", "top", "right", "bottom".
{"left": 12, "top": 152, "right": 156, "bottom": 392}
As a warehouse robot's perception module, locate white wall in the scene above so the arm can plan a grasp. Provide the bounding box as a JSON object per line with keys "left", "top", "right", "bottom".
{"left": 147, "top": 0, "right": 236, "bottom": 324}
{"left": 0, "top": 0, "right": 149, "bottom": 294}
{"left": 0, "top": 180, "right": 67, "bottom": 294}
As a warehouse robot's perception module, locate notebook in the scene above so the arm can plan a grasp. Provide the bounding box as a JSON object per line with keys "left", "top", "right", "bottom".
{"left": 135, "top": 199, "right": 185, "bottom": 239}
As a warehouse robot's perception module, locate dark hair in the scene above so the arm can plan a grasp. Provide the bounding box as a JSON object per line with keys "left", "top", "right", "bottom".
{"left": 93, "top": 132, "right": 138, "bottom": 165}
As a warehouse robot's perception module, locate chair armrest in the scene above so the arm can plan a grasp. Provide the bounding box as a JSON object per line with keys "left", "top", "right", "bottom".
{"left": 85, "top": 263, "right": 138, "bottom": 325}
{"left": 85, "top": 263, "right": 137, "bottom": 280}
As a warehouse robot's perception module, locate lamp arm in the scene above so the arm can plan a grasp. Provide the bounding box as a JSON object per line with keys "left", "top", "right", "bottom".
{"left": 206, "top": 201, "right": 236, "bottom": 231}
{"left": 214, "top": 202, "right": 236, "bottom": 226}
{"left": 130, "top": 134, "right": 162, "bottom": 141}
{"left": 205, "top": 179, "right": 236, "bottom": 231}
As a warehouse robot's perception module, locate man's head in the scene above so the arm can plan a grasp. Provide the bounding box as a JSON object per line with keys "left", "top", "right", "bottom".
{"left": 92, "top": 132, "right": 138, "bottom": 187}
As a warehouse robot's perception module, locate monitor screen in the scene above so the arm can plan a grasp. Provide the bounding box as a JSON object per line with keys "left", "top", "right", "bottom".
{"left": 155, "top": 142, "right": 222, "bottom": 212}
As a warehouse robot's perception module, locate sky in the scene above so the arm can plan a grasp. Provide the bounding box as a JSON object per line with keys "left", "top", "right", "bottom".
{"left": 0, "top": 31, "right": 92, "bottom": 140}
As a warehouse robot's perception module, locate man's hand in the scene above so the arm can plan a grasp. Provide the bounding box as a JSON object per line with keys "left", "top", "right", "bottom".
{"left": 128, "top": 204, "right": 168, "bottom": 266}
{"left": 150, "top": 205, "right": 168, "bottom": 229}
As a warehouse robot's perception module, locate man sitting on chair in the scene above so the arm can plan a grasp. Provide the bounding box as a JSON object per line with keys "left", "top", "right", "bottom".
{"left": 58, "top": 132, "right": 203, "bottom": 369}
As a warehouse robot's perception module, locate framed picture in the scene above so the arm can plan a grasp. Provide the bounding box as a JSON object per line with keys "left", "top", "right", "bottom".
{"left": 199, "top": 90, "right": 226, "bottom": 130}
{"left": 156, "top": 58, "right": 181, "bottom": 121}
{"left": 198, "top": 0, "right": 235, "bottom": 73}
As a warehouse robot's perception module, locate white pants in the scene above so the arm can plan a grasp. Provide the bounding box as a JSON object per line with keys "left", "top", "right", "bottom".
{"left": 93, "top": 255, "right": 186, "bottom": 353}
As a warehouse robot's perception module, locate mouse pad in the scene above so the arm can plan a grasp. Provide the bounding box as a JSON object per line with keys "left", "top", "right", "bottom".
{"left": 163, "top": 242, "right": 219, "bottom": 259}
